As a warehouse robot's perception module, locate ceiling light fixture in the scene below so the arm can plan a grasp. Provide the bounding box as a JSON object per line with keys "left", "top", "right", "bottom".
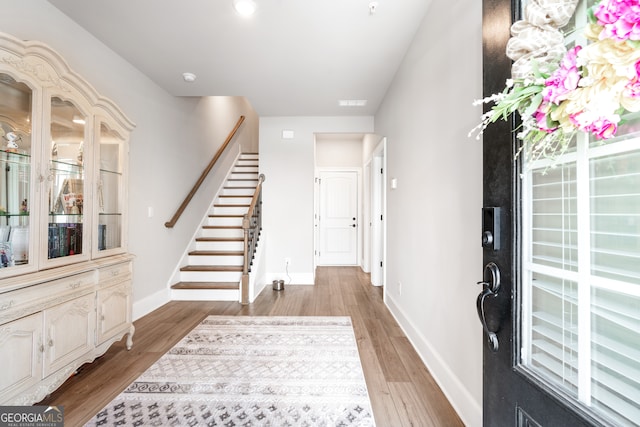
{"left": 182, "top": 72, "right": 197, "bottom": 83}
{"left": 369, "top": 1, "right": 378, "bottom": 15}
{"left": 233, "top": 0, "right": 257, "bottom": 16}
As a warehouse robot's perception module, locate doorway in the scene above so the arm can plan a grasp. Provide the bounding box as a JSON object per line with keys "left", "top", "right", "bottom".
{"left": 313, "top": 134, "right": 386, "bottom": 281}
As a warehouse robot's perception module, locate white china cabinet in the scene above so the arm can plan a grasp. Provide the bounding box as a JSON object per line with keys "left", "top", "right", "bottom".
{"left": 0, "top": 32, "right": 135, "bottom": 405}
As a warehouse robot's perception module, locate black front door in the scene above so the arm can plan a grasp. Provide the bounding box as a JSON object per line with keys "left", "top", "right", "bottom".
{"left": 480, "top": 0, "right": 640, "bottom": 425}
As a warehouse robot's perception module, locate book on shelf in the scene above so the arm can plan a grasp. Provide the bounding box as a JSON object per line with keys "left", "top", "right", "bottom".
{"left": 48, "top": 223, "right": 83, "bottom": 259}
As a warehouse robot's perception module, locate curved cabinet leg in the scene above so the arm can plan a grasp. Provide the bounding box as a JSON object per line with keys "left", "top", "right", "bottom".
{"left": 126, "top": 324, "right": 135, "bottom": 350}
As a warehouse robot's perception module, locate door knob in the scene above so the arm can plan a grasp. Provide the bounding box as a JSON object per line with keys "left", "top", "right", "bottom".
{"left": 476, "top": 262, "right": 501, "bottom": 352}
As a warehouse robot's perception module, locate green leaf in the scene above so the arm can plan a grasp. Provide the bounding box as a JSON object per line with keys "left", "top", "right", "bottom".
{"left": 522, "top": 93, "right": 543, "bottom": 117}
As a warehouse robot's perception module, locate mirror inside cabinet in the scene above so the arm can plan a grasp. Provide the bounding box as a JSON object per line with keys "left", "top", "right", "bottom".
{"left": 0, "top": 73, "right": 33, "bottom": 267}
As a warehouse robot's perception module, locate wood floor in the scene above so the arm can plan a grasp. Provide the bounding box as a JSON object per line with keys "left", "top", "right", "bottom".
{"left": 39, "top": 266, "right": 464, "bottom": 427}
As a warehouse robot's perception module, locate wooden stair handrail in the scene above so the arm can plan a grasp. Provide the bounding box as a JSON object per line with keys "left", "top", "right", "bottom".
{"left": 165, "top": 115, "right": 245, "bottom": 228}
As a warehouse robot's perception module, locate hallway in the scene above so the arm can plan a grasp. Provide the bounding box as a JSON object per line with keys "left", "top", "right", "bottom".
{"left": 41, "top": 267, "right": 463, "bottom": 426}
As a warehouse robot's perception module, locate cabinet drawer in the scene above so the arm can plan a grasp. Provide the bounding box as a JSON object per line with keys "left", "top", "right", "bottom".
{"left": 0, "top": 271, "right": 96, "bottom": 325}
{"left": 98, "top": 262, "right": 131, "bottom": 288}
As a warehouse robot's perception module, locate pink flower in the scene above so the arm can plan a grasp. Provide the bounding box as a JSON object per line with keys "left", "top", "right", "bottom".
{"left": 594, "top": 0, "right": 640, "bottom": 41}
{"left": 534, "top": 103, "right": 557, "bottom": 133}
{"left": 570, "top": 111, "right": 620, "bottom": 139}
{"left": 625, "top": 59, "right": 640, "bottom": 98}
{"left": 543, "top": 46, "right": 582, "bottom": 104}
{"left": 591, "top": 119, "right": 619, "bottom": 139}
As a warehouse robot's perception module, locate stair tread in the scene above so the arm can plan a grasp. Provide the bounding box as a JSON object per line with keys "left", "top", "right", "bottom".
{"left": 189, "top": 250, "right": 244, "bottom": 256}
{"left": 208, "top": 214, "right": 244, "bottom": 217}
{"left": 196, "top": 237, "right": 244, "bottom": 242}
{"left": 180, "top": 265, "right": 243, "bottom": 272}
{"left": 202, "top": 225, "right": 242, "bottom": 229}
{"left": 171, "top": 281, "right": 240, "bottom": 290}
{"left": 213, "top": 204, "right": 250, "bottom": 207}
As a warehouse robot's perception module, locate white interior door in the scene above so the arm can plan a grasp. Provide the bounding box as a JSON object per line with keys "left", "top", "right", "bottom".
{"left": 317, "top": 170, "right": 358, "bottom": 265}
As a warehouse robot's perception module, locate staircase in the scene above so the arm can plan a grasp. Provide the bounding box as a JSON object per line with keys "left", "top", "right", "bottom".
{"left": 171, "top": 153, "right": 260, "bottom": 301}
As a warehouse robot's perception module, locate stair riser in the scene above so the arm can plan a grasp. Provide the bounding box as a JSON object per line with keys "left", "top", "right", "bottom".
{"left": 211, "top": 206, "right": 249, "bottom": 215}
{"left": 171, "top": 289, "right": 239, "bottom": 302}
{"left": 195, "top": 241, "right": 244, "bottom": 251}
{"left": 180, "top": 271, "right": 243, "bottom": 282}
{"left": 233, "top": 166, "right": 259, "bottom": 173}
{"left": 222, "top": 188, "right": 256, "bottom": 196}
{"left": 225, "top": 180, "right": 259, "bottom": 188}
{"left": 230, "top": 173, "right": 259, "bottom": 180}
{"left": 187, "top": 255, "right": 244, "bottom": 266}
{"left": 235, "top": 164, "right": 258, "bottom": 170}
{"left": 216, "top": 197, "right": 253, "bottom": 205}
{"left": 207, "top": 216, "right": 243, "bottom": 226}
{"left": 201, "top": 228, "right": 244, "bottom": 239}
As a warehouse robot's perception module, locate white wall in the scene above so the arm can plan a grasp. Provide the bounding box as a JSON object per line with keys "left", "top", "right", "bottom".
{"left": 315, "top": 138, "right": 363, "bottom": 168}
{"left": 1, "top": 1, "right": 259, "bottom": 318}
{"left": 260, "top": 117, "right": 373, "bottom": 283}
{"left": 374, "top": 1, "right": 484, "bottom": 426}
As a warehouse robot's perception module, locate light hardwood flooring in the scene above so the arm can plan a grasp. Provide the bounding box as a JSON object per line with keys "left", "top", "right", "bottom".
{"left": 39, "top": 266, "right": 464, "bottom": 427}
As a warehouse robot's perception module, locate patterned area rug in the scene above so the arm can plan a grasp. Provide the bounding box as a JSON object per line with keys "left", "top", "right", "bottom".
{"left": 86, "top": 316, "right": 376, "bottom": 426}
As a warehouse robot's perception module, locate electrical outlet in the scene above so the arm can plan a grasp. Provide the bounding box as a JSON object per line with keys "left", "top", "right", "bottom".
{"left": 285, "top": 257, "right": 291, "bottom": 267}
{"left": 398, "top": 281, "right": 402, "bottom": 295}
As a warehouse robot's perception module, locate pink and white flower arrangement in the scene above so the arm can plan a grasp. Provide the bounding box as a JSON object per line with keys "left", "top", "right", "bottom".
{"left": 471, "top": 0, "right": 640, "bottom": 162}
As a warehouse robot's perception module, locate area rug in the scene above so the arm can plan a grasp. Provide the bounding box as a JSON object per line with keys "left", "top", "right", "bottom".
{"left": 86, "top": 316, "right": 376, "bottom": 426}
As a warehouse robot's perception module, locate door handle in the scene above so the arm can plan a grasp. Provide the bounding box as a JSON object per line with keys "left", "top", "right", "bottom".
{"left": 476, "top": 262, "right": 500, "bottom": 352}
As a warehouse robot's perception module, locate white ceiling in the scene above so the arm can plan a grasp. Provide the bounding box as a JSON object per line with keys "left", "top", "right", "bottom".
{"left": 47, "top": 0, "right": 430, "bottom": 117}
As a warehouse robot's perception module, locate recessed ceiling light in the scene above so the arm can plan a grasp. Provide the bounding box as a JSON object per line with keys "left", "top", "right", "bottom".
{"left": 338, "top": 100, "right": 368, "bottom": 107}
{"left": 182, "top": 72, "right": 197, "bottom": 83}
{"left": 233, "top": 0, "right": 257, "bottom": 16}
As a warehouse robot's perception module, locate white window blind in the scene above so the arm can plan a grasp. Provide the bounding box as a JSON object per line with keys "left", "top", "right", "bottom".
{"left": 522, "top": 119, "right": 640, "bottom": 427}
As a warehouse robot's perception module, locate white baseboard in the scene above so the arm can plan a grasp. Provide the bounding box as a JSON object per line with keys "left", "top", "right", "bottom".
{"left": 385, "top": 295, "right": 482, "bottom": 427}
{"left": 132, "top": 288, "right": 170, "bottom": 321}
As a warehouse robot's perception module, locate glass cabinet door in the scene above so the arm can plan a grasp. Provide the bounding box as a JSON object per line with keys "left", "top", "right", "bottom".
{"left": 95, "top": 121, "right": 125, "bottom": 255}
{"left": 47, "top": 97, "right": 86, "bottom": 261}
{"left": 0, "top": 73, "right": 34, "bottom": 273}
